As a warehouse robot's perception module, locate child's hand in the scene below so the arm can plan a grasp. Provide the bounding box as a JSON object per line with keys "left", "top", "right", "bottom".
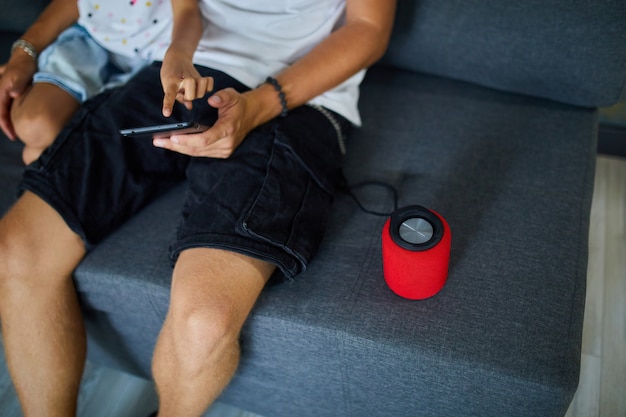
{"left": 0, "top": 56, "right": 37, "bottom": 140}
{"left": 160, "top": 49, "right": 214, "bottom": 117}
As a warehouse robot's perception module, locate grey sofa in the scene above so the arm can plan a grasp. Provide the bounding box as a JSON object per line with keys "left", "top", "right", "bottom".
{"left": 1, "top": 1, "right": 625, "bottom": 416}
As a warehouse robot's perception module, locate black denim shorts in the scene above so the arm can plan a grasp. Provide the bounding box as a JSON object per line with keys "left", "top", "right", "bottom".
{"left": 20, "top": 63, "right": 350, "bottom": 278}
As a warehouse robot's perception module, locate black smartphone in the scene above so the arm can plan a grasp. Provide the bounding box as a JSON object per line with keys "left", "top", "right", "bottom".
{"left": 120, "top": 121, "right": 209, "bottom": 139}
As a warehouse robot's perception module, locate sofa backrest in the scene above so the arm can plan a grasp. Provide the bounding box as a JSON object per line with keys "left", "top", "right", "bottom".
{"left": 0, "top": 0, "right": 50, "bottom": 34}
{"left": 380, "top": 0, "right": 626, "bottom": 108}
{"left": 4, "top": 0, "right": 625, "bottom": 108}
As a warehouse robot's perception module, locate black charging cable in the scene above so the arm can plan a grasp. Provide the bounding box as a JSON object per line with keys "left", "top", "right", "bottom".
{"left": 339, "top": 179, "right": 399, "bottom": 217}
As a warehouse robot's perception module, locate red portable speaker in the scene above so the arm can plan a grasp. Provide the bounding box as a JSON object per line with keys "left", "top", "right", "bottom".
{"left": 382, "top": 205, "right": 451, "bottom": 300}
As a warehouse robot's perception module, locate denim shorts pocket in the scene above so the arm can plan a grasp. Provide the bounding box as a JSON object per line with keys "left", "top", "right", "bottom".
{"left": 239, "top": 139, "right": 334, "bottom": 273}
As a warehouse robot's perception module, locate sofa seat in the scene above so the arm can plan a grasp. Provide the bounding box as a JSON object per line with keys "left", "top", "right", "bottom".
{"left": 62, "top": 66, "right": 594, "bottom": 417}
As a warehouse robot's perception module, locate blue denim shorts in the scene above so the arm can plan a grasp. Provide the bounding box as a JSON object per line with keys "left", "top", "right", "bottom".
{"left": 20, "top": 63, "right": 350, "bottom": 279}
{"left": 33, "top": 24, "right": 149, "bottom": 103}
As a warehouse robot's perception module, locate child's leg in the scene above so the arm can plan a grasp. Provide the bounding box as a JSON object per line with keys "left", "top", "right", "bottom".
{"left": 10, "top": 82, "right": 80, "bottom": 165}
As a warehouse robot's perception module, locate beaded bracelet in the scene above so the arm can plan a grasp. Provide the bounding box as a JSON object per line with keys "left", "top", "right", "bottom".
{"left": 265, "top": 76, "right": 288, "bottom": 118}
{"left": 11, "top": 39, "right": 38, "bottom": 61}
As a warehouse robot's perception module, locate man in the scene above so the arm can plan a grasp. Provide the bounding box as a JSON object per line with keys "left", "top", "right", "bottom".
{"left": 0, "top": 1, "right": 397, "bottom": 416}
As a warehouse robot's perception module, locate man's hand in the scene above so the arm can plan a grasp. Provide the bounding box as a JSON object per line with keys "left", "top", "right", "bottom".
{"left": 153, "top": 88, "right": 262, "bottom": 159}
{"left": 160, "top": 48, "right": 214, "bottom": 117}
{"left": 0, "top": 55, "right": 37, "bottom": 140}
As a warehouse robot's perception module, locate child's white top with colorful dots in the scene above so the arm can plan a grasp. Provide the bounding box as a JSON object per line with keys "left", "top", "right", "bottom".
{"left": 77, "top": 0, "right": 172, "bottom": 60}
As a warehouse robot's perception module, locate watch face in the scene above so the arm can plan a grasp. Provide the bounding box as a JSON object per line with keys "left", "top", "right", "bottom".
{"left": 390, "top": 205, "right": 444, "bottom": 251}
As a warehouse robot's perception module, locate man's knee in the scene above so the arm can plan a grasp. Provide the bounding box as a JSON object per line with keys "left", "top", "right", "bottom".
{"left": 166, "top": 301, "right": 243, "bottom": 368}
{"left": 0, "top": 194, "right": 85, "bottom": 295}
{"left": 0, "top": 222, "right": 35, "bottom": 297}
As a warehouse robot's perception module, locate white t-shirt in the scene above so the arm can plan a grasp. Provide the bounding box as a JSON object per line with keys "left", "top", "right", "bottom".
{"left": 77, "top": 0, "right": 172, "bottom": 61}
{"left": 196, "top": 0, "right": 365, "bottom": 125}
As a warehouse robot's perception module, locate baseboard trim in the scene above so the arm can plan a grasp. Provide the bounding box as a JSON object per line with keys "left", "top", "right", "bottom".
{"left": 598, "top": 124, "right": 626, "bottom": 158}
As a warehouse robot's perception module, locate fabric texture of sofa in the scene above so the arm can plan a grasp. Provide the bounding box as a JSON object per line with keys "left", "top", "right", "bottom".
{"left": 1, "top": 1, "right": 625, "bottom": 416}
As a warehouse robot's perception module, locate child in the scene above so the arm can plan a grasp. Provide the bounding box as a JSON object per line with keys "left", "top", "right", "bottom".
{"left": 0, "top": 0, "right": 173, "bottom": 164}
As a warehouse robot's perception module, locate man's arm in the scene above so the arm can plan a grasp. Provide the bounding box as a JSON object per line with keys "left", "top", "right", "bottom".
{"left": 249, "top": 0, "right": 397, "bottom": 125}
{"left": 155, "top": 0, "right": 397, "bottom": 158}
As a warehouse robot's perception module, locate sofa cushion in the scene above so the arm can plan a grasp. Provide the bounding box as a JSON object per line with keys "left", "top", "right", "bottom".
{"left": 73, "top": 66, "right": 594, "bottom": 417}
{"left": 383, "top": 0, "right": 626, "bottom": 108}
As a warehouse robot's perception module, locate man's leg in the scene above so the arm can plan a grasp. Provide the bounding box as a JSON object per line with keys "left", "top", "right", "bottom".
{"left": 0, "top": 192, "right": 87, "bottom": 417}
{"left": 152, "top": 248, "right": 275, "bottom": 417}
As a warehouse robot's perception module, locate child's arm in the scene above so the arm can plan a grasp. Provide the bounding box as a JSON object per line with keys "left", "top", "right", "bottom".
{"left": 161, "top": 0, "right": 214, "bottom": 118}
{"left": 12, "top": 0, "right": 79, "bottom": 59}
{"left": 0, "top": 0, "right": 78, "bottom": 139}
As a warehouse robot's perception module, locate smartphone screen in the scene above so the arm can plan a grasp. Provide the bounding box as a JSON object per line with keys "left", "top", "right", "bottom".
{"left": 120, "top": 122, "right": 209, "bottom": 139}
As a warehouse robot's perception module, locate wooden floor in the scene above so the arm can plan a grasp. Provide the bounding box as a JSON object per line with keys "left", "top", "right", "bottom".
{"left": 0, "top": 342, "right": 261, "bottom": 417}
{"left": 0, "top": 155, "right": 624, "bottom": 417}
{"left": 565, "top": 155, "right": 626, "bottom": 417}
